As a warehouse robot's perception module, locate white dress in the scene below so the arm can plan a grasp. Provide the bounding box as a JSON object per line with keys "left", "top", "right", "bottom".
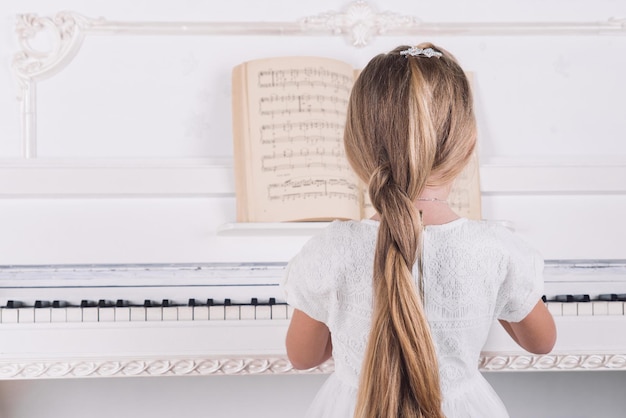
{"left": 282, "top": 218, "right": 544, "bottom": 418}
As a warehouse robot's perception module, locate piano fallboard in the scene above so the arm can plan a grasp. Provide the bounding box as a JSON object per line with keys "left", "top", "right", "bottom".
{"left": 0, "top": 261, "right": 625, "bottom": 380}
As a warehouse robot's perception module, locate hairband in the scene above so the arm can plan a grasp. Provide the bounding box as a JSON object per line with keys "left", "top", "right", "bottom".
{"left": 399, "top": 46, "right": 442, "bottom": 58}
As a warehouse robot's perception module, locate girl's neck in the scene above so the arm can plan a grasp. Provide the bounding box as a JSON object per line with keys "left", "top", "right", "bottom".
{"left": 414, "top": 185, "right": 459, "bottom": 226}
{"left": 369, "top": 184, "right": 460, "bottom": 226}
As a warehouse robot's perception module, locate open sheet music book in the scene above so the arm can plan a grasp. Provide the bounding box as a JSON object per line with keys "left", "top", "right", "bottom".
{"left": 232, "top": 56, "right": 481, "bottom": 223}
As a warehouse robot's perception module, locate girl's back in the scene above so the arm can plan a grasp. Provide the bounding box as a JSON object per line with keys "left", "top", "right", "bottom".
{"left": 284, "top": 217, "right": 543, "bottom": 417}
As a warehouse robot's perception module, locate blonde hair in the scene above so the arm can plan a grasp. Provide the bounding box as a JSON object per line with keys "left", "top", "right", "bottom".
{"left": 345, "top": 43, "right": 476, "bottom": 418}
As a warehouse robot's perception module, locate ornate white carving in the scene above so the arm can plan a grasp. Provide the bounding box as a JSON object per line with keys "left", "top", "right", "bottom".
{"left": 12, "top": 11, "right": 102, "bottom": 158}
{"left": 480, "top": 352, "right": 626, "bottom": 372}
{"left": 0, "top": 357, "right": 334, "bottom": 380}
{"left": 300, "top": 0, "right": 416, "bottom": 47}
{"left": 0, "top": 352, "right": 624, "bottom": 380}
{"left": 12, "top": 11, "right": 98, "bottom": 90}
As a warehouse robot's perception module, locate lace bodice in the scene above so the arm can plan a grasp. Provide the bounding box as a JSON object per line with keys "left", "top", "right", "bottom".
{"left": 283, "top": 218, "right": 543, "bottom": 402}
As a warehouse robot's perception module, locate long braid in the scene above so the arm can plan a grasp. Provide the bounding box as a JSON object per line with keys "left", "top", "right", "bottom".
{"left": 346, "top": 43, "right": 476, "bottom": 418}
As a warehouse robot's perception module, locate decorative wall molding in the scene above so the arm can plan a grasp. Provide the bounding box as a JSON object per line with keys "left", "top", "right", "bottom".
{"left": 1, "top": 352, "right": 624, "bottom": 380}
{"left": 11, "top": 0, "right": 626, "bottom": 158}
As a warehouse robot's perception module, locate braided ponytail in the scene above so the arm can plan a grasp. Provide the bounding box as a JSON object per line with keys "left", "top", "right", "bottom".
{"left": 345, "top": 43, "right": 476, "bottom": 418}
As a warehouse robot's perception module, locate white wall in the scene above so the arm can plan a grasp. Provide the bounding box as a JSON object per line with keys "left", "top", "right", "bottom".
{"left": 1, "top": 1, "right": 625, "bottom": 417}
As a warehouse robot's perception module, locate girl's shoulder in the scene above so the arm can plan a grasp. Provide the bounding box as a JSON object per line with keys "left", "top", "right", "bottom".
{"left": 426, "top": 218, "right": 540, "bottom": 259}
{"left": 310, "top": 219, "right": 377, "bottom": 244}
{"left": 437, "top": 218, "right": 518, "bottom": 240}
{"left": 459, "top": 219, "right": 542, "bottom": 261}
{"left": 294, "top": 220, "right": 377, "bottom": 266}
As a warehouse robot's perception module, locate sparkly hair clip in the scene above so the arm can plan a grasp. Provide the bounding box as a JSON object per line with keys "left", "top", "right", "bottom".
{"left": 400, "top": 46, "right": 442, "bottom": 58}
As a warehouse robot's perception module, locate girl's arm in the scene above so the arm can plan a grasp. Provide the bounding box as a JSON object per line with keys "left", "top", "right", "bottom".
{"left": 499, "top": 299, "right": 557, "bottom": 354}
{"left": 286, "top": 309, "right": 332, "bottom": 370}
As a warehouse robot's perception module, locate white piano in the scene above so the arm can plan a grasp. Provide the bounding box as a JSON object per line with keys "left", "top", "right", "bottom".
{"left": 2, "top": 3, "right": 626, "bottom": 417}
{"left": 1, "top": 259, "right": 625, "bottom": 380}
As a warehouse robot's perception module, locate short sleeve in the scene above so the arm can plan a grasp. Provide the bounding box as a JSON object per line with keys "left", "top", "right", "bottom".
{"left": 496, "top": 235, "right": 545, "bottom": 323}
{"left": 281, "top": 226, "right": 340, "bottom": 324}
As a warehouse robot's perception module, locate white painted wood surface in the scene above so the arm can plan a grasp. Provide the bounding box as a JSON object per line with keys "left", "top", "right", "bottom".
{"left": 0, "top": 1, "right": 625, "bottom": 417}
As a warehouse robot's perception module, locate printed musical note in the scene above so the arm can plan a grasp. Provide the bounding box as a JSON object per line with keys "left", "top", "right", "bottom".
{"left": 239, "top": 57, "right": 362, "bottom": 221}
{"left": 258, "top": 68, "right": 352, "bottom": 94}
{"left": 259, "top": 121, "right": 344, "bottom": 145}
{"left": 267, "top": 177, "right": 359, "bottom": 202}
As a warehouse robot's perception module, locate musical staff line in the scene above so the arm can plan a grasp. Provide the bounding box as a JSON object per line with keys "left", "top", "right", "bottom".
{"left": 267, "top": 178, "right": 359, "bottom": 201}
{"left": 258, "top": 68, "right": 352, "bottom": 94}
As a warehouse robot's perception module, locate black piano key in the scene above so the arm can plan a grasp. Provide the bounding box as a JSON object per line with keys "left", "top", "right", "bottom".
{"left": 554, "top": 294, "right": 574, "bottom": 303}
{"left": 162, "top": 299, "right": 171, "bottom": 307}
{"left": 52, "top": 300, "right": 68, "bottom": 308}
{"left": 269, "top": 297, "right": 276, "bottom": 305}
{"left": 143, "top": 300, "right": 153, "bottom": 307}
{"left": 80, "top": 300, "right": 96, "bottom": 308}
{"left": 617, "top": 294, "right": 626, "bottom": 301}
{"left": 251, "top": 298, "right": 258, "bottom": 305}
{"left": 206, "top": 298, "right": 214, "bottom": 306}
{"left": 572, "top": 294, "right": 590, "bottom": 303}
{"left": 115, "top": 299, "right": 128, "bottom": 307}
{"left": 34, "top": 300, "right": 51, "bottom": 308}
{"left": 598, "top": 294, "right": 618, "bottom": 301}
{"left": 224, "top": 298, "right": 232, "bottom": 306}
{"left": 5, "top": 300, "right": 22, "bottom": 309}
{"left": 98, "top": 299, "right": 115, "bottom": 308}
{"left": 187, "top": 298, "right": 196, "bottom": 307}
{"left": 541, "top": 295, "right": 547, "bottom": 303}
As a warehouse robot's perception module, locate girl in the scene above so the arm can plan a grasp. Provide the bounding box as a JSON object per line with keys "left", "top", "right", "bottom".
{"left": 283, "top": 43, "right": 556, "bottom": 418}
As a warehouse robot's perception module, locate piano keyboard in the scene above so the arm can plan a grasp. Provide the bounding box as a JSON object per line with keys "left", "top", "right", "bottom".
{"left": 0, "top": 297, "right": 293, "bottom": 323}
{"left": 2, "top": 261, "right": 624, "bottom": 323}
{"left": 544, "top": 294, "right": 626, "bottom": 316}
{"left": 2, "top": 293, "right": 625, "bottom": 325}
{"left": 0, "top": 261, "right": 624, "bottom": 378}
{"left": 483, "top": 260, "right": 626, "bottom": 356}
{"left": 541, "top": 260, "right": 626, "bottom": 317}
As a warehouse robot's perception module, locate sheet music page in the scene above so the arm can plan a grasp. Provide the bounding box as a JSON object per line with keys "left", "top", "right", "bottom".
{"left": 237, "top": 57, "right": 361, "bottom": 222}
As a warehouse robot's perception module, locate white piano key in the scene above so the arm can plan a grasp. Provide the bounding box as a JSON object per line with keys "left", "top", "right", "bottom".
{"left": 82, "top": 307, "right": 99, "bottom": 322}
{"left": 547, "top": 302, "right": 562, "bottom": 316}
{"left": 271, "top": 304, "right": 287, "bottom": 320}
{"left": 287, "top": 305, "right": 295, "bottom": 319}
{"left": 209, "top": 305, "right": 225, "bottom": 320}
{"left": 1, "top": 309, "right": 18, "bottom": 323}
{"left": 18, "top": 308, "right": 35, "bottom": 323}
{"left": 608, "top": 302, "right": 624, "bottom": 315}
{"left": 50, "top": 308, "right": 67, "bottom": 323}
{"left": 98, "top": 308, "right": 115, "bottom": 322}
{"left": 577, "top": 303, "right": 593, "bottom": 316}
{"left": 146, "top": 307, "right": 162, "bottom": 321}
{"left": 255, "top": 305, "right": 272, "bottom": 320}
{"left": 114, "top": 307, "right": 131, "bottom": 322}
{"left": 240, "top": 305, "right": 255, "bottom": 320}
{"left": 162, "top": 307, "right": 178, "bottom": 321}
{"left": 592, "top": 301, "right": 609, "bottom": 316}
{"left": 34, "top": 308, "right": 52, "bottom": 323}
{"left": 177, "top": 306, "right": 194, "bottom": 321}
{"left": 193, "top": 306, "right": 209, "bottom": 321}
{"left": 562, "top": 303, "right": 578, "bottom": 316}
{"left": 130, "top": 307, "right": 146, "bottom": 321}
{"left": 66, "top": 307, "right": 83, "bottom": 322}
{"left": 224, "top": 305, "right": 240, "bottom": 320}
